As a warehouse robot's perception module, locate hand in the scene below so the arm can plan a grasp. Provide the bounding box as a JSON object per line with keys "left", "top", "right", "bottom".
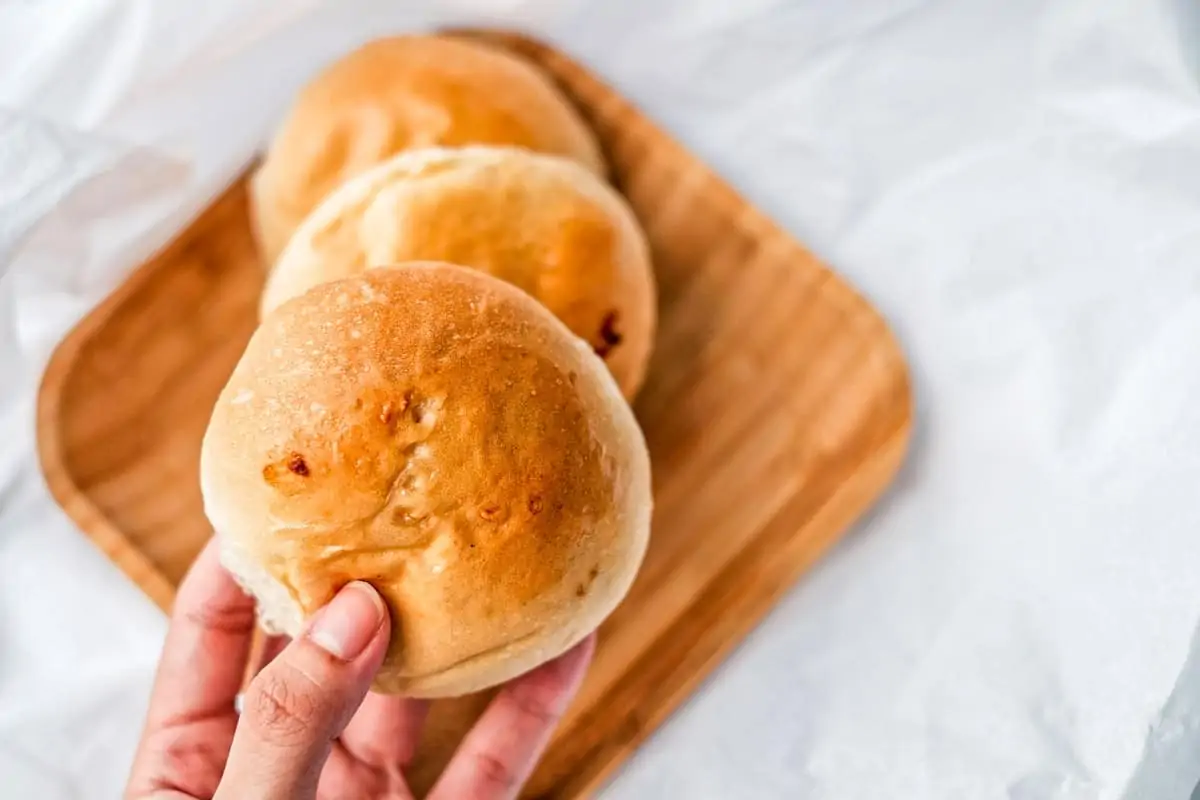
{"left": 125, "top": 539, "right": 595, "bottom": 799}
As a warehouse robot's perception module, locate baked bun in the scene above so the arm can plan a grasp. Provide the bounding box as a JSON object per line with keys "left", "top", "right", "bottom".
{"left": 261, "top": 145, "right": 657, "bottom": 400}
{"left": 249, "top": 34, "right": 605, "bottom": 265}
{"left": 200, "top": 263, "right": 652, "bottom": 697}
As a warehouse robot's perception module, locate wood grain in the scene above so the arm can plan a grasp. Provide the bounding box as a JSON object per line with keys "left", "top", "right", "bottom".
{"left": 35, "top": 30, "right": 912, "bottom": 799}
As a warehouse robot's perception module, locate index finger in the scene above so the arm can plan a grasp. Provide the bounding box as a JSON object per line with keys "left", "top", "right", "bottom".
{"left": 145, "top": 537, "right": 258, "bottom": 730}
{"left": 126, "top": 537, "right": 260, "bottom": 798}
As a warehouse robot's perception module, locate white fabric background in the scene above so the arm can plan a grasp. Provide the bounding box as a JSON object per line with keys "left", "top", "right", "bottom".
{"left": 2, "top": 1, "right": 1200, "bottom": 797}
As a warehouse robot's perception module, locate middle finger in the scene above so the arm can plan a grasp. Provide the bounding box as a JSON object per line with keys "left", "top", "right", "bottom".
{"left": 340, "top": 692, "right": 431, "bottom": 769}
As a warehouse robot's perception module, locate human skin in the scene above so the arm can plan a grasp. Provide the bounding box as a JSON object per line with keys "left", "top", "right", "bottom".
{"left": 124, "top": 538, "right": 595, "bottom": 800}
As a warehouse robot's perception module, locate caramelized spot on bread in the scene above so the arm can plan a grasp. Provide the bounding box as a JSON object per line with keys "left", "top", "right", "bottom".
{"left": 594, "top": 310, "right": 622, "bottom": 358}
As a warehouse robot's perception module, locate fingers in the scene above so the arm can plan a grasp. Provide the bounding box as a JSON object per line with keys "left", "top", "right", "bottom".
{"left": 147, "top": 538, "right": 258, "bottom": 728}
{"left": 214, "top": 582, "right": 390, "bottom": 800}
{"left": 340, "top": 692, "right": 431, "bottom": 770}
{"left": 126, "top": 539, "right": 256, "bottom": 798}
{"left": 429, "top": 634, "right": 595, "bottom": 800}
{"left": 316, "top": 742, "right": 398, "bottom": 800}
{"left": 247, "top": 632, "right": 290, "bottom": 679}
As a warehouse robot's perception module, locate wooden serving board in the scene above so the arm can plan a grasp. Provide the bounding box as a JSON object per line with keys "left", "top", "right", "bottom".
{"left": 35, "top": 30, "right": 912, "bottom": 798}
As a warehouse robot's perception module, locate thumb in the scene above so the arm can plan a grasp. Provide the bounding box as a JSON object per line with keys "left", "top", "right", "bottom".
{"left": 214, "top": 581, "right": 390, "bottom": 800}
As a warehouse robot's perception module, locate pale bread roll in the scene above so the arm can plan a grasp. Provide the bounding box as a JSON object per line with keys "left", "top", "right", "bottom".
{"left": 201, "top": 263, "right": 652, "bottom": 697}
{"left": 261, "top": 145, "right": 656, "bottom": 400}
{"left": 249, "top": 34, "right": 605, "bottom": 265}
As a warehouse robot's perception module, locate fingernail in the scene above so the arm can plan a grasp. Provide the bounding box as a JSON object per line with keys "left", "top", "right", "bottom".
{"left": 306, "top": 582, "right": 385, "bottom": 660}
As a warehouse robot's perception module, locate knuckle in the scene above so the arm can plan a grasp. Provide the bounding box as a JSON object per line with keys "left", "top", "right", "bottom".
{"left": 181, "top": 601, "right": 256, "bottom": 636}
{"left": 472, "top": 751, "right": 518, "bottom": 792}
{"left": 245, "top": 668, "right": 321, "bottom": 745}
{"left": 316, "top": 758, "right": 388, "bottom": 800}
{"left": 508, "top": 687, "right": 561, "bottom": 728}
{"left": 155, "top": 734, "right": 226, "bottom": 796}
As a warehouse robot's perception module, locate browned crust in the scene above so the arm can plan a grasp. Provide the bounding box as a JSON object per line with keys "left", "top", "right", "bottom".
{"left": 201, "top": 263, "right": 652, "bottom": 696}
{"left": 262, "top": 146, "right": 656, "bottom": 400}
{"left": 249, "top": 34, "right": 606, "bottom": 265}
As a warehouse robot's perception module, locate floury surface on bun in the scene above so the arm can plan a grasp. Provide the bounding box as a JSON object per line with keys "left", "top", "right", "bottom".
{"left": 262, "top": 145, "right": 657, "bottom": 400}
{"left": 200, "top": 263, "right": 652, "bottom": 697}
{"left": 249, "top": 34, "right": 605, "bottom": 265}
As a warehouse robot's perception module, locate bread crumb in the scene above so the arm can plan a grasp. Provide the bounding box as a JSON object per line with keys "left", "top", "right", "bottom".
{"left": 411, "top": 395, "right": 444, "bottom": 426}
{"left": 407, "top": 442, "right": 430, "bottom": 459}
{"left": 231, "top": 389, "right": 255, "bottom": 405}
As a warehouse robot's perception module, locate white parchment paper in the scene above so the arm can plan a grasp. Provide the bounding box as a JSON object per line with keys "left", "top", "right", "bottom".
{"left": 3, "top": 1, "right": 1200, "bottom": 797}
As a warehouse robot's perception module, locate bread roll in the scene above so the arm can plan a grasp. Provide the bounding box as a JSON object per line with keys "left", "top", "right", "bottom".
{"left": 261, "top": 145, "right": 656, "bottom": 400}
{"left": 249, "top": 34, "right": 605, "bottom": 265}
{"left": 201, "top": 263, "right": 652, "bottom": 697}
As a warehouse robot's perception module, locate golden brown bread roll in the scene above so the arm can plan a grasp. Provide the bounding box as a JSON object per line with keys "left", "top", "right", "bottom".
{"left": 261, "top": 145, "right": 657, "bottom": 400}
{"left": 200, "top": 263, "right": 652, "bottom": 697}
{"left": 249, "top": 34, "right": 605, "bottom": 265}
